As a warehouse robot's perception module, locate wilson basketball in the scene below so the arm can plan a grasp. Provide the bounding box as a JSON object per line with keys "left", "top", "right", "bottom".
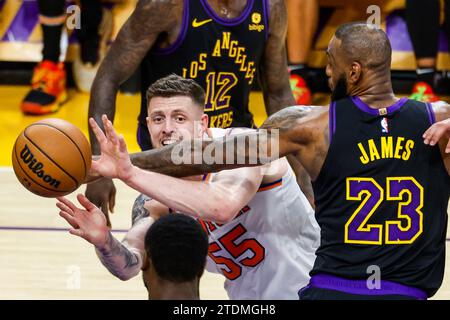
{"left": 12, "top": 118, "right": 92, "bottom": 198}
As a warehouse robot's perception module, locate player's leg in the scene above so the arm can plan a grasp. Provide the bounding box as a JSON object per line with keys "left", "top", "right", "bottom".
{"left": 20, "top": 0, "right": 67, "bottom": 115}
{"left": 286, "top": 0, "right": 318, "bottom": 105}
{"left": 405, "top": 0, "right": 441, "bottom": 102}
{"left": 73, "top": 0, "right": 113, "bottom": 93}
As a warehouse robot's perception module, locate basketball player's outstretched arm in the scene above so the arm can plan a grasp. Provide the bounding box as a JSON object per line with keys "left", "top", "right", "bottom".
{"left": 90, "top": 117, "right": 264, "bottom": 223}
{"left": 423, "top": 102, "right": 450, "bottom": 175}
{"left": 56, "top": 195, "right": 153, "bottom": 281}
{"left": 92, "top": 106, "right": 326, "bottom": 179}
{"left": 86, "top": 0, "right": 182, "bottom": 217}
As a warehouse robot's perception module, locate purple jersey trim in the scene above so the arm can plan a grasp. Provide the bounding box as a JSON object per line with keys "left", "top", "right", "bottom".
{"left": 351, "top": 96, "right": 408, "bottom": 116}
{"left": 154, "top": 0, "right": 190, "bottom": 55}
{"left": 200, "top": 0, "right": 254, "bottom": 26}
{"left": 308, "top": 274, "right": 427, "bottom": 300}
{"left": 329, "top": 101, "right": 336, "bottom": 143}
{"left": 425, "top": 102, "right": 436, "bottom": 125}
{"left": 262, "top": 0, "right": 269, "bottom": 40}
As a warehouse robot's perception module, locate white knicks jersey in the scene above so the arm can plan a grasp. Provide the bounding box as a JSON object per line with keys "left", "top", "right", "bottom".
{"left": 198, "top": 129, "right": 320, "bottom": 300}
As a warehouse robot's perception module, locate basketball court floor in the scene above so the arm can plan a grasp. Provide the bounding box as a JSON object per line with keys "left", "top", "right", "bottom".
{"left": 1, "top": 86, "right": 450, "bottom": 299}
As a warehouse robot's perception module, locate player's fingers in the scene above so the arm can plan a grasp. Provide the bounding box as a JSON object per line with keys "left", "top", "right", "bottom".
{"left": 109, "top": 187, "right": 116, "bottom": 214}
{"left": 102, "top": 115, "right": 118, "bottom": 145}
{"left": 59, "top": 211, "right": 79, "bottom": 229}
{"left": 56, "top": 197, "right": 78, "bottom": 213}
{"left": 429, "top": 127, "right": 446, "bottom": 146}
{"left": 423, "top": 125, "right": 437, "bottom": 144}
{"left": 89, "top": 118, "right": 107, "bottom": 145}
{"left": 56, "top": 202, "right": 74, "bottom": 216}
{"left": 77, "top": 194, "right": 98, "bottom": 212}
{"left": 118, "top": 134, "right": 128, "bottom": 154}
{"left": 69, "top": 228, "right": 85, "bottom": 239}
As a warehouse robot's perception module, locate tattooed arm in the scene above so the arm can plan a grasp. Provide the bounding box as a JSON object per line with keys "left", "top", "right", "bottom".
{"left": 91, "top": 107, "right": 327, "bottom": 180}
{"left": 56, "top": 194, "right": 154, "bottom": 281}
{"left": 259, "top": 0, "right": 296, "bottom": 115}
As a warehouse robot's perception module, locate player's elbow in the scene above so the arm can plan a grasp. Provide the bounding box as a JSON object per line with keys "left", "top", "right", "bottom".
{"left": 115, "top": 271, "right": 137, "bottom": 281}
{"left": 213, "top": 201, "right": 241, "bottom": 224}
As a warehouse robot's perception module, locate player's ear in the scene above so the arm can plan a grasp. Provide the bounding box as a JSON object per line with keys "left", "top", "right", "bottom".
{"left": 200, "top": 114, "right": 209, "bottom": 135}
{"left": 349, "top": 61, "right": 362, "bottom": 84}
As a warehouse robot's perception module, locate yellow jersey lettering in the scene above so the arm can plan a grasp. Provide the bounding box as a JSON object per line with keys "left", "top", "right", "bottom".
{"left": 199, "top": 53, "right": 207, "bottom": 71}
{"left": 239, "top": 54, "right": 248, "bottom": 72}
{"left": 235, "top": 47, "right": 245, "bottom": 64}
{"left": 368, "top": 139, "right": 380, "bottom": 162}
{"left": 394, "top": 137, "right": 405, "bottom": 159}
{"left": 229, "top": 41, "right": 238, "bottom": 57}
{"left": 212, "top": 40, "right": 221, "bottom": 57}
{"left": 358, "top": 143, "right": 370, "bottom": 165}
{"left": 221, "top": 32, "right": 231, "bottom": 49}
{"left": 402, "top": 140, "right": 414, "bottom": 160}
{"left": 381, "top": 136, "right": 393, "bottom": 158}
{"left": 190, "top": 61, "right": 199, "bottom": 78}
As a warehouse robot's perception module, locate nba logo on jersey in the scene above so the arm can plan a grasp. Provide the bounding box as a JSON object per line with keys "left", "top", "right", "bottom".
{"left": 381, "top": 117, "right": 389, "bottom": 133}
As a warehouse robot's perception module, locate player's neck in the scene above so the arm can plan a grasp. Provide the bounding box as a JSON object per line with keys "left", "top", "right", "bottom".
{"left": 149, "top": 278, "right": 200, "bottom": 300}
{"left": 350, "top": 73, "right": 397, "bottom": 109}
{"left": 207, "top": 0, "right": 248, "bottom": 19}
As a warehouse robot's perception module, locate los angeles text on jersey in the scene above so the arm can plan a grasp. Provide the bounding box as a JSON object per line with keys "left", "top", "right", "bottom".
{"left": 172, "top": 304, "right": 276, "bottom": 317}
{"left": 357, "top": 136, "right": 415, "bottom": 164}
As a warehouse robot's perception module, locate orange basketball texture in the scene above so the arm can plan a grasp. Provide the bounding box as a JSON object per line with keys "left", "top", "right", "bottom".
{"left": 12, "top": 118, "right": 92, "bottom": 197}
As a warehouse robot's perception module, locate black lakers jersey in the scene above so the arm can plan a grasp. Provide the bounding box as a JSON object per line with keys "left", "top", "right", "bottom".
{"left": 311, "top": 96, "right": 450, "bottom": 297}
{"left": 140, "top": 0, "right": 269, "bottom": 129}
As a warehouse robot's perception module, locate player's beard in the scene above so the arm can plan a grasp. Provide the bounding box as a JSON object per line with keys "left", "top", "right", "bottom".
{"left": 331, "top": 75, "right": 349, "bottom": 101}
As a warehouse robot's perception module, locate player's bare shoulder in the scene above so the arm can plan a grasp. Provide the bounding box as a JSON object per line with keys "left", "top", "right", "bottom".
{"left": 431, "top": 101, "right": 450, "bottom": 122}
{"left": 135, "top": 0, "right": 183, "bottom": 32}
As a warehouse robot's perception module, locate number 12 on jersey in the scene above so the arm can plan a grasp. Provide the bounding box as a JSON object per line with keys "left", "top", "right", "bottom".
{"left": 345, "top": 177, "right": 424, "bottom": 245}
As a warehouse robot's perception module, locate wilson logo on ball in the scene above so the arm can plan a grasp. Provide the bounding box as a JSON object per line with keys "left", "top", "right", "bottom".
{"left": 20, "top": 144, "right": 61, "bottom": 188}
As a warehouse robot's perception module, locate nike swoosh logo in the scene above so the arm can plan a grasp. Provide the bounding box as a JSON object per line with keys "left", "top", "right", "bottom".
{"left": 192, "top": 18, "right": 213, "bottom": 28}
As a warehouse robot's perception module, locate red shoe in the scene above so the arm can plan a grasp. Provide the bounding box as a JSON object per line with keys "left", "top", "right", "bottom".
{"left": 409, "top": 82, "right": 440, "bottom": 103}
{"left": 20, "top": 60, "right": 68, "bottom": 115}
{"left": 289, "top": 73, "right": 311, "bottom": 105}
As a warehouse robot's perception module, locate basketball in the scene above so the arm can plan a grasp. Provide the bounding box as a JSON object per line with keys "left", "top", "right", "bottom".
{"left": 11, "top": 118, "right": 92, "bottom": 198}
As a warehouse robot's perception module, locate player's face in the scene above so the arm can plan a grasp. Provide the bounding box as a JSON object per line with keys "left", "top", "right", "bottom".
{"left": 326, "top": 37, "right": 349, "bottom": 101}
{"left": 147, "top": 96, "right": 208, "bottom": 149}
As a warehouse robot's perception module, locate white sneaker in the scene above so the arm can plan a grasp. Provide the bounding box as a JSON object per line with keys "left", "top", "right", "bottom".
{"left": 73, "top": 8, "right": 113, "bottom": 93}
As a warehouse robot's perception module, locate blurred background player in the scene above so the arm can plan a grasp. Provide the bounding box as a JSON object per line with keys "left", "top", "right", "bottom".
{"left": 85, "top": 0, "right": 313, "bottom": 225}
{"left": 56, "top": 195, "right": 208, "bottom": 300}
{"left": 286, "top": 0, "right": 318, "bottom": 105}
{"left": 405, "top": 0, "right": 449, "bottom": 103}
{"left": 20, "top": 0, "right": 112, "bottom": 115}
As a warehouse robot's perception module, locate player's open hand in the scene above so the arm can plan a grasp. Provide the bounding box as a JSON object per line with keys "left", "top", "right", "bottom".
{"left": 56, "top": 194, "right": 110, "bottom": 248}
{"left": 423, "top": 118, "right": 450, "bottom": 153}
{"left": 89, "top": 115, "right": 134, "bottom": 181}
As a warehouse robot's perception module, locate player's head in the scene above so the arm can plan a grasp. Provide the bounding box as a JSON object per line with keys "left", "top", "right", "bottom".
{"left": 144, "top": 213, "right": 208, "bottom": 286}
{"left": 326, "top": 22, "right": 392, "bottom": 101}
{"left": 146, "top": 74, "right": 208, "bottom": 148}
